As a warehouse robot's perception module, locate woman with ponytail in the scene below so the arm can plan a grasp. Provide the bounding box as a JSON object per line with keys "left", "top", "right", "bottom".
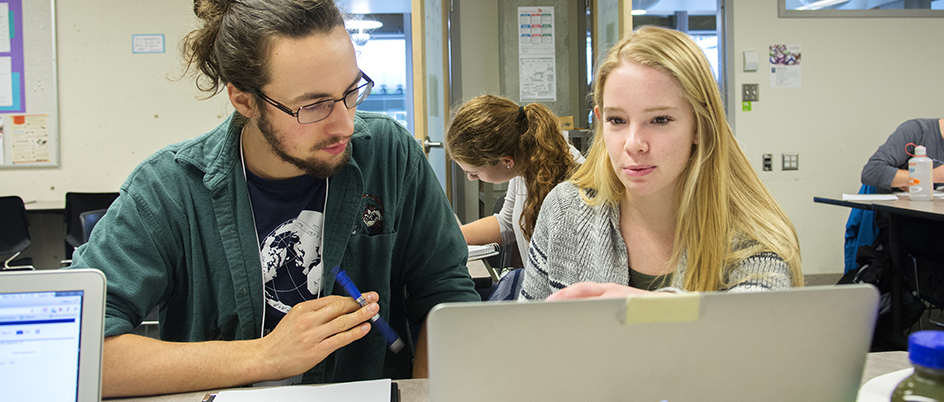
{"left": 446, "top": 94, "right": 584, "bottom": 266}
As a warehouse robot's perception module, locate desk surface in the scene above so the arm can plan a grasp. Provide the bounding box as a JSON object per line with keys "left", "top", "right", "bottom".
{"left": 465, "top": 257, "right": 490, "bottom": 285}
{"left": 814, "top": 194, "right": 944, "bottom": 221}
{"left": 106, "top": 352, "right": 910, "bottom": 401}
{"left": 869, "top": 197, "right": 944, "bottom": 222}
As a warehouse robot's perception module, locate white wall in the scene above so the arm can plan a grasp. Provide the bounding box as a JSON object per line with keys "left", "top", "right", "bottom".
{"left": 10, "top": 1, "right": 943, "bottom": 276}
{"left": 1, "top": 0, "right": 231, "bottom": 203}
{"left": 455, "top": 0, "right": 501, "bottom": 223}
{"left": 730, "top": 1, "right": 944, "bottom": 274}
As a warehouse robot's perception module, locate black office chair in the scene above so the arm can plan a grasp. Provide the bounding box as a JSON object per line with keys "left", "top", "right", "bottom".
{"left": 0, "top": 195, "right": 35, "bottom": 271}
{"left": 79, "top": 208, "right": 108, "bottom": 244}
{"left": 63, "top": 192, "right": 119, "bottom": 260}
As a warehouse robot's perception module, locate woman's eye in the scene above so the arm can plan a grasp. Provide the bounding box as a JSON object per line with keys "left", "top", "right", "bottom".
{"left": 652, "top": 116, "right": 673, "bottom": 124}
{"left": 605, "top": 116, "right": 625, "bottom": 125}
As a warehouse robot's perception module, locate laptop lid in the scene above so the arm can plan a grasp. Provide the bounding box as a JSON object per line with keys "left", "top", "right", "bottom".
{"left": 428, "top": 284, "right": 879, "bottom": 402}
{"left": 0, "top": 269, "right": 106, "bottom": 402}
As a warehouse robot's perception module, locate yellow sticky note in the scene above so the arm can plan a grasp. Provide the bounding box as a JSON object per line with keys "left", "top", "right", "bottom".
{"left": 623, "top": 292, "right": 701, "bottom": 324}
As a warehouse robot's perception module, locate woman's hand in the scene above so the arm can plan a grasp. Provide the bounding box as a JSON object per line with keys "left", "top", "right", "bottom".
{"left": 545, "top": 282, "right": 652, "bottom": 301}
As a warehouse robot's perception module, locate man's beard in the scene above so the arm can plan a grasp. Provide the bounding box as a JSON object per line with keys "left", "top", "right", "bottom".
{"left": 256, "top": 110, "right": 351, "bottom": 179}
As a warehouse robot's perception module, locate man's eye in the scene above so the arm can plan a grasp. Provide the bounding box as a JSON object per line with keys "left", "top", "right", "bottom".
{"left": 302, "top": 101, "right": 330, "bottom": 112}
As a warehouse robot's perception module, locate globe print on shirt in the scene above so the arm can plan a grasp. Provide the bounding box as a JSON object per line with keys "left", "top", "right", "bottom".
{"left": 261, "top": 210, "right": 325, "bottom": 316}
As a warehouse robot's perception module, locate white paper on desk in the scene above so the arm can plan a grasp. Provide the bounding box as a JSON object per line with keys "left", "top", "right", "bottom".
{"left": 856, "top": 368, "right": 911, "bottom": 401}
{"left": 842, "top": 194, "right": 899, "bottom": 201}
{"left": 212, "top": 378, "right": 390, "bottom": 401}
{"left": 888, "top": 191, "right": 944, "bottom": 198}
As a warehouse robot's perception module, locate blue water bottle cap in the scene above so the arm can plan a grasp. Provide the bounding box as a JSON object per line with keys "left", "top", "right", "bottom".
{"left": 909, "top": 331, "right": 944, "bottom": 370}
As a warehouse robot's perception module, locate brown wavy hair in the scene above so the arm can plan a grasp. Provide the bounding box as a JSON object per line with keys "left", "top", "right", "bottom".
{"left": 446, "top": 95, "right": 578, "bottom": 241}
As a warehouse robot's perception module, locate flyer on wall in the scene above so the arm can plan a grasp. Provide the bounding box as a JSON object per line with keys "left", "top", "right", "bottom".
{"left": 518, "top": 6, "right": 556, "bottom": 101}
{"left": 769, "top": 44, "right": 802, "bottom": 88}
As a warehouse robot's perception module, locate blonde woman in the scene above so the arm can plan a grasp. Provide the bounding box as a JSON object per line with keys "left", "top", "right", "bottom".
{"left": 519, "top": 26, "right": 802, "bottom": 301}
{"left": 447, "top": 94, "right": 583, "bottom": 265}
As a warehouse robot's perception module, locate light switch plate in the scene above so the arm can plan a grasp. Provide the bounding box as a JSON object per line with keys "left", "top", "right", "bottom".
{"left": 782, "top": 153, "right": 798, "bottom": 171}
{"left": 742, "top": 84, "right": 759, "bottom": 102}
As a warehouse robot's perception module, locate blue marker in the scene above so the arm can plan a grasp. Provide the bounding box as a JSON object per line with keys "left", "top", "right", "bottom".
{"left": 331, "top": 266, "right": 404, "bottom": 353}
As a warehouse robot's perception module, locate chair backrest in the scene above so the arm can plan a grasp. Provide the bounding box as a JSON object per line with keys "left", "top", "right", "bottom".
{"left": 0, "top": 195, "right": 32, "bottom": 269}
{"left": 79, "top": 208, "right": 108, "bottom": 244}
{"left": 64, "top": 192, "right": 119, "bottom": 258}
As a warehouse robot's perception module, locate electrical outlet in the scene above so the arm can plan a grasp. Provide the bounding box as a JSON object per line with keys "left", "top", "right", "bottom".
{"left": 762, "top": 154, "right": 772, "bottom": 171}
{"left": 742, "top": 84, "right": 759, "bottom": 102}
{"left": 782, "top": 153, "right": 799, "bottom": 171}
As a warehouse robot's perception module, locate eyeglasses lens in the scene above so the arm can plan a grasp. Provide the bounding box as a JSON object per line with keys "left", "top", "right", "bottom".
{"left": 296, "top": 78, "right": 373, "bottom": 124}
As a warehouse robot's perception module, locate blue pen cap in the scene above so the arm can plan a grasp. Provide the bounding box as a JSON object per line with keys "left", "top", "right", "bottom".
{"left": 909, "top": 331, "right": 944, "bottom": 370}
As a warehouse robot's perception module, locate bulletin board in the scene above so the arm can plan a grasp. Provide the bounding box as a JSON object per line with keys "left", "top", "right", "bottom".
{"left": 0, "top": 0, "right": 58, "bottom": 168}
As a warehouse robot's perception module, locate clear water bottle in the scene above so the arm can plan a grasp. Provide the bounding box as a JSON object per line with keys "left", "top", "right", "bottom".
{"left": 891, "top": 330, "right": 944, "bottom": 401}
{"left": 910, "top": 145, "right": 934, "bottom": 201}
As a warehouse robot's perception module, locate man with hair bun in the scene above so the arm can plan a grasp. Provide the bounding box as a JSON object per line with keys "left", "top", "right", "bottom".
{"left": 65, "top": 0, "right": 479, "bottom": 397}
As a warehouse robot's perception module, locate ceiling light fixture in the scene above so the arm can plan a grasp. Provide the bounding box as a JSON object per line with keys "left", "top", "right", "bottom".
{"left": 345, "top": 19, "right": 383, "bottom": 31}
{"left": 345, "top": 18, "right": 383, "bottom": 47}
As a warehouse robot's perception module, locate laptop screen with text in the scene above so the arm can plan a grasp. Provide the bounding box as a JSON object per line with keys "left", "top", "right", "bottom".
{"left": 1, "top": 289, "right": 86, "bottom": 401}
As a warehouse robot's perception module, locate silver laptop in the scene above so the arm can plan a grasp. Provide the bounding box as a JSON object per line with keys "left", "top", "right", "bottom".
{"left": 428, "top": 284, "right": 878, "bottom": 402}
{"left": 0, "top": 269, "right": 106, "bottom": 402}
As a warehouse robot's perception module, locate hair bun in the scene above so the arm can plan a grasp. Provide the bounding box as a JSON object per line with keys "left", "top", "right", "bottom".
{"left": 193, "top": 0, "right": 235, "bottom": 20}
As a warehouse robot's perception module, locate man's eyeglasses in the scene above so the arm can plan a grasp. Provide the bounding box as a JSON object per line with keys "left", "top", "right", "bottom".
{"left": 256, "top": 72, "right": 373, "bottom": 124}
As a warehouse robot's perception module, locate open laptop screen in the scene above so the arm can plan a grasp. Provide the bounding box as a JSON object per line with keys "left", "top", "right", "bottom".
{"left": 1, "top": 289, "right": 86, "bottom": 401}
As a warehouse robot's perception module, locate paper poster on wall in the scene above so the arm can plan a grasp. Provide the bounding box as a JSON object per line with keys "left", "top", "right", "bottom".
{"left": 519, "top": 57, "right": 556, "bottom": 101}
{"left": 0, "top": 57, "right": 13, "bottom": 106}
{"left": 132, "top": 34, "right": 165, "bottom": 54}
{"left": 0, "top": 3, "right": 11, "bottom": 53}
{"left": 769, "top": 44, "right": 801, "bottom": 88}
{"left": 0, "top": 0, "right": 54, "bottom": 168}
{"left": 0, "top": 0, "right": 24, "bottom": 114}
{"left": 518, "top": 6, "right": 555, "bottom": 55}
{"left": 518, "top": 6, "right": 556, "bottom": 101}
{"left": 10, "top": 114, "right": 49, "bottom": 164}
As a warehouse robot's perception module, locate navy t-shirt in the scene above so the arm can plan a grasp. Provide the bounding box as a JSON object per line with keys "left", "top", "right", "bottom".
{"left": 245, "top": 169, "right": 327, "bottom": 335}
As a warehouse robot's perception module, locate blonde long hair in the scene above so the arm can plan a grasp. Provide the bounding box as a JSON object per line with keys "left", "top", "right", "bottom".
{"left": 446, "top": 95, "right": 577, "bottom": 241}
{"left": 571, "top": 26, "right": 802, "bottom": 291}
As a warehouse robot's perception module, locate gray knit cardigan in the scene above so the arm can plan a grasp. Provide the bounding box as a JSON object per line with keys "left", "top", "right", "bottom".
{"left": 519, "top": 182, "right": 794, "bottom": 301}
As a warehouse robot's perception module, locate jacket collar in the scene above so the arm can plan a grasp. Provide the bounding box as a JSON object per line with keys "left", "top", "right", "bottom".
{"left": 170, "top": 112, "right": 246, "bottom": 192}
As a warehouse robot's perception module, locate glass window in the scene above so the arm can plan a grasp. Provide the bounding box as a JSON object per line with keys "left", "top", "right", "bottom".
{"left": 354, "top": 37, "right": 409, "bottom": 128}
{"left": 781, "top": 0, "right": 944, "bottom": 17}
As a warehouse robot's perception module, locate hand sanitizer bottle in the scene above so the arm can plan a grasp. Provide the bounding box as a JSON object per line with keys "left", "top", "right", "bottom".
{"left": 909, "top": 145, "right": 933, "bottom": 201}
